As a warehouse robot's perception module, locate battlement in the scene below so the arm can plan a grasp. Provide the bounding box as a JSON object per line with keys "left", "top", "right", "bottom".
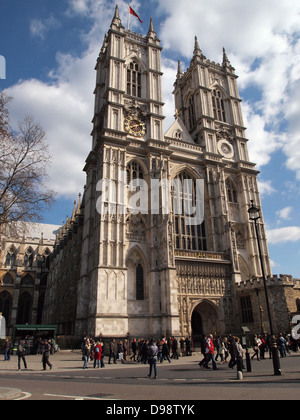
{"left": 237, "top": 274, "right": 300, "bottom": 290}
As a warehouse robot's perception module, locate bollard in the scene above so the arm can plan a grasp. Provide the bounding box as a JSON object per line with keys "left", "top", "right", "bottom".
{"left": 236, "top": 357, "right": 243, "bottom": 380}
{"left": 245, "top": 348, "right": 252, "bottom": 373}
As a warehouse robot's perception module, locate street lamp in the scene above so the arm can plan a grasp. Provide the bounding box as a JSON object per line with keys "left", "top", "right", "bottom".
{"left": 248, "top": 200, "right": 281, "bottom": 376}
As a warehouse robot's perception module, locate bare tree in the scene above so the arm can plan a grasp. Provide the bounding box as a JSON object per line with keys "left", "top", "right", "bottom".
{"left": 0, "top": 92, "right": 55, "bottom": 232}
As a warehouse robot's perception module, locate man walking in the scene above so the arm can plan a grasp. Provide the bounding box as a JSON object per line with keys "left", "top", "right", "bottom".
{"left": 148, "top": 339, "right": 158, "bottom": 379}
{"left": 17, "top": 340, "right": 28, "bottom": 371}
{"left": 42, "top": 339, "right": 53, "bottom": 371}
{"left": 202, "top": 334, "right": 218, "bottom": 370}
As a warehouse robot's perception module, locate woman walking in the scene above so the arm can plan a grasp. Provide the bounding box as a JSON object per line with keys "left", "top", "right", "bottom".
{"left": 17, "top": 340, "right": 28, "bottom": 371}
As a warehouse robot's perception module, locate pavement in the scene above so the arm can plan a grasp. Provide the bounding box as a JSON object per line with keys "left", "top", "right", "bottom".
{"left": 0, "top": 350, "right": 299, "bottom": 400}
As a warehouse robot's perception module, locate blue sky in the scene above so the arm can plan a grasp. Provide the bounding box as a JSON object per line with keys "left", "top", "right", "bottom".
{"left": 1, "top": 0, "right": 300, "bottom": 278}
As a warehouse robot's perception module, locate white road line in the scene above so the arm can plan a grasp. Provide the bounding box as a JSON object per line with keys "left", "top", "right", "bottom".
{"left": 44, "top": 393, "right": 117, "bottom": 400}
{"left": 14, "top": 392, "right": 32, "bottom": 400}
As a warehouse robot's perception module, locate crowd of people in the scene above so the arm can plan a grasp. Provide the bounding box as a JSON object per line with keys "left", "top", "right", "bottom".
{"left": 80, "top": 335, "right": 192, "bottom": 371}
{"left": 81, "top": 332, "right": 299, "bottom": 373}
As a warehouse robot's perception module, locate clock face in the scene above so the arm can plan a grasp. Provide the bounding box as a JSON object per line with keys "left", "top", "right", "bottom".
{"left": 124, "top": 116, "right": 146, "bottom": 137}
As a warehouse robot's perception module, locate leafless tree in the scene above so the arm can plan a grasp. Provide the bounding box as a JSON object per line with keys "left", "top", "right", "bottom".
{"left": 0, "top": 92, "right": 55, "bottom": 233}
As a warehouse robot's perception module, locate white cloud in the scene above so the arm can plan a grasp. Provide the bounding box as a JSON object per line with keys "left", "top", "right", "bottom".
{"left": 267, "top": 227, "right": 300, "bottom": 244}
{"left": 276, "top": 207, "right": 293, "bottom": 220}
{"left": 30, "top": 15, "right": 61, "bottom": 40}
{"left": 258, "top": 180, "right": 276, "bottom": 196}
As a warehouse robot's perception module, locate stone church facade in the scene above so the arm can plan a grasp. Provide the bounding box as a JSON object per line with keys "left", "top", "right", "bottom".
{"left": 42, "top": 7, "right": 299, "bottom": 340}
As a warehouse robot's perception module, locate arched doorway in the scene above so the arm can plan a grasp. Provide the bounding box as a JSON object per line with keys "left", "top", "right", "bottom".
{"left": 191, "top": 300, "right": 221, "bottom": 346}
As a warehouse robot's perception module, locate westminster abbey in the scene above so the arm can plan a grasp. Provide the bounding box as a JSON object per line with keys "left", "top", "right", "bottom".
{"left": 2, "top": 6, "right": 299, "bottom": 341}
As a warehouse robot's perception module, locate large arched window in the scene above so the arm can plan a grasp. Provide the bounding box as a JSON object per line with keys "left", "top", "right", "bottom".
{"left": 127, "top": 61, "right": 142, "bottom": 98}
{"left": 226, "top": 178, "right": 238, "bottom": 203}
{"left": 136, "top": 264, "right": 144, "bottom": 301}
{"left": 172, "top": 172, "right": 207, "bottom": 251}
{"left": 212, "top": 89, "right": 226, "bottom": 122}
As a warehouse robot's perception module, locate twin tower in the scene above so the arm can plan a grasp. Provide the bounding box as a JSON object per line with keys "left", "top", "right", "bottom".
{"left": 44, "top": 6, "right": 271, "bottom": 340}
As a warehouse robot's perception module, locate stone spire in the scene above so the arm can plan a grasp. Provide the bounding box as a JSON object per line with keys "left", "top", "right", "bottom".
{"left": 110, "top": 4, "right": 123, "bottom": 29}
{"left": 177, "top": 60, "right": 183, "bottom": 79}
{"left": 193, "top": 36, "right": 202, "bottom": 58}
{"left": 222, "top": 47, "right": 231, "bottom": 68}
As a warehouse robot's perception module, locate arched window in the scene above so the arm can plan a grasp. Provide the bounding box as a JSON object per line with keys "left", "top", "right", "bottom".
{"left": 127, "top": 61, "right": 142, "bottom": 98}
{"left": 2, "top": 273, "right": 14, "bottom": 285}
{"left": 226, "top": 179, "right": 238, "bottom": 203}
{"left": 212, "top": 89, "right": 226, "bottom": 122}
{"left": 126, "top": 161, "right": 144, "bottom": 185}
{"left": 5, "top": 247, "right": 17, "bottom": 268}
{"left": 136, "top": 264, "right": 144, "bottom": 300}
{"left": 172, "top": 172, "right": 207, "bottom": 251}
{"left": 24, "top": 247, "right": 34, "bottom": 269}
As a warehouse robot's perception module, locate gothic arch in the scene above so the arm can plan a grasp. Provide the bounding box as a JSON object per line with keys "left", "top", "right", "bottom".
{"left": 170, "top": 164, "right": 203, "bottom": 181}
{"left": 126, "top": 157, "right": 148, "bottom": 177}
{"left": 126, "top": 246, "right": 149, "bottom": 301}
{"left": 124, "top": 54, "right": 147, "bottom": 73}
{"left": 191, "top": 299, "right": 222, "bottom": 336}
{"left": 126, "top": 245, "right": 149, "bottom": 272}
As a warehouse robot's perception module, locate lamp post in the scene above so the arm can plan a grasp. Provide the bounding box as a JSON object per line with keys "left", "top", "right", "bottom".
{"left": 248, "top": 201, "right": 281, "bottom": 376}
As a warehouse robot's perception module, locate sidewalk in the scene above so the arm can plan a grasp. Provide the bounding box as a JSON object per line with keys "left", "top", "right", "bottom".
{"left": 0, "top": 387, "right": 22, "bottom": 400}
{"left": 0, "top": 350, "right": 299, "bottom": 399}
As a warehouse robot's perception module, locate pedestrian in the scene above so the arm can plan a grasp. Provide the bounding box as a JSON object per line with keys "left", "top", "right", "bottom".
{"left": 4, "top": 338, "right": 11, "bottom": 361}
{"left": 231, "top": 336, "right": 244, "bottom": 370}
{"left": 278, "top": 333, "right": 287, "bottom": 358}
{"left": 180, "top": 337, "right": 185, "bottom": 357}
{"left": 202, "top": 334, "right": 218, "bottom": 370}
{"left": 83, "top": 338, "right": 91, "bottom": 369}
{"left": 42, "top": 339, "right": 53, "bottom": 371}
{"left": 130, "top": 338, "right": 137, "bottom": 361}
{"left": 162, "top": 340, "right": 171, "bottom": 363}
{"left": 259, "top": 335, "right": 266, "bottom": 359}
{"left": 185, "top": 336, "right": 191, "bottom": 356}
{"left": 251, "top": 335, "right": 261, "bottom": 361}
{"left": 147, "top": 339, "right": 158, "bottom": 379}
{"left": 93, "top": 341, "right": 102, "bottom": 368}
{"left": 17, "top": 340, "right": 28, "bottom": 371}
{"left": 171, "top": 336, "right": 179, "bottom": 359}
{"left": 108, "top": 339, "right": 117, "bottom": 364}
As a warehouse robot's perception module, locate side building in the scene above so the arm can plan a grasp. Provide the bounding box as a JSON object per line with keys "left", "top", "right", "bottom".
{"left": 0, "top": 223, "right": 60, "bottom": 336}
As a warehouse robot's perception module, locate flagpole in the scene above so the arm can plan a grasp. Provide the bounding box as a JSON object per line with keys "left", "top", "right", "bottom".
{"left": 127, "top": 4, "right": 130, "bottom": 30}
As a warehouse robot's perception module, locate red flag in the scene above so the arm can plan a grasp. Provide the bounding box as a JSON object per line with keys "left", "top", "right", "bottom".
{"left": 129, "top": 5, "right": 143, "bottom": 23}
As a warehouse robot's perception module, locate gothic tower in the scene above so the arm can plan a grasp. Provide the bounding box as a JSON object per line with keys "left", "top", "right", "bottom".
{"left": 76, "top": 6, "right": 180, "bottom": 337}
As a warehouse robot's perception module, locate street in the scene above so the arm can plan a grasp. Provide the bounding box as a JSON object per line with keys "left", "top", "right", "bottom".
{"left": 0, "top": 351, "right": 299, "bottom": 401}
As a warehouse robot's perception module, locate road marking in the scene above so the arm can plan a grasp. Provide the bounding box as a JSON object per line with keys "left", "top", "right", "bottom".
{"left": 14, "top": 392, "right": 32, "bottom": 400}
{"left": 44, "top": 393, "right": 117, "bottom": 400}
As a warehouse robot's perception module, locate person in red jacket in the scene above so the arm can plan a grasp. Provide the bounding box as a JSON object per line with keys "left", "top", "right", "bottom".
{"left": 202, "top": 334, "right": 218, "bottom": 370}
{"left": 93, "top": 342, "right": 103, "bottom": 369}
